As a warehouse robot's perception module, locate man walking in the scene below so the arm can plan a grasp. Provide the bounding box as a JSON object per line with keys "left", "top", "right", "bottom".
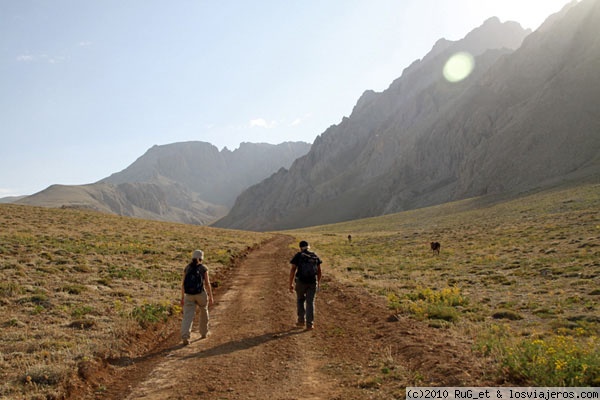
{"left": 289, "top": 240, "right": 322, "bottom": 330}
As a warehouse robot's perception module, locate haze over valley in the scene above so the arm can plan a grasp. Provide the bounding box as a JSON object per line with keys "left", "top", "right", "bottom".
{"left": 6, "top": 0, "right": 600, "bottom": 230}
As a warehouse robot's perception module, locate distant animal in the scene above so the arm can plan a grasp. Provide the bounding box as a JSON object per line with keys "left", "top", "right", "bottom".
{"left": 430, "top": 242, "right": 441, "bottom": 255}
{"left": 347, "top": 234, "right": 352, "bottom": 244}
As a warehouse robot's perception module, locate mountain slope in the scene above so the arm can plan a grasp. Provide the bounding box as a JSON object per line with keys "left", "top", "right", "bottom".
{"left": 101, "top": 141, "right": 311, "bottom": 207}
{"left": 214, "top": 0, "right": 600, "bottom": 231}
{"left": 19, "top": 141, "right": 310, "bottom": 224}
{"left": 381, "top": 0, "right": 600, "bottom": 209}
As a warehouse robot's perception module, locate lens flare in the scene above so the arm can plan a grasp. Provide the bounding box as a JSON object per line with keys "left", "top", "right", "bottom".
{"left": 443, "top": 52, "right": 475, "bottom": 82}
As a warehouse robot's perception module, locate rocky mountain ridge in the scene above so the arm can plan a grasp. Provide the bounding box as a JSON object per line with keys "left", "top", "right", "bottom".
{"left": 18, "top": 141, "right": 310, "bottom": 224}
{"left": 214, "top": 0, "right": 600, "bottom": 231}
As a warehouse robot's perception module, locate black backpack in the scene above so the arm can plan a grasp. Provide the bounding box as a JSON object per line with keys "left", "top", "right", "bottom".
{"left": 183, "top": 264, "right": 204, "bottom": 294}
{"left": 296, "top": 252, "right": 319, "bottom": 284}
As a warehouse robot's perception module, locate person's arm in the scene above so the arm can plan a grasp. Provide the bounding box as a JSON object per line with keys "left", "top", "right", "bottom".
{"left": 180, "top": 272, "right": 186, "bottom": 306}
{"left": 204, "top": 270, "right": 214, "bottom": 305}
{"left": 289, "top": 265, "right": 297, "bottom": 293}
{"left": 317, "top": 264, "right": 322, "bottom": 287}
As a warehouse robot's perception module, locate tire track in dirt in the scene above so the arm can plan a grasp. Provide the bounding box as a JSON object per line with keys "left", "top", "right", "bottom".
{"left": 119, "top": 234, "right": 338, "bottom": 400}
{"left": 96, "top": 234, "right": 495, "bottom": 399}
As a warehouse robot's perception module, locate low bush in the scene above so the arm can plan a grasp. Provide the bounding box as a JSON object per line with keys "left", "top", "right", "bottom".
{"left": 130, "top": 302, "right": 173, "bottom": 328}
{"left": 501, "top": 334, "right": 600, "bottom": 386}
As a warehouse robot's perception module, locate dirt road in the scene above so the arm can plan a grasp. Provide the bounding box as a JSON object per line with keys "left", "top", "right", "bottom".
{"left": 95, "top": 235, "right": 494, "bottom": 399}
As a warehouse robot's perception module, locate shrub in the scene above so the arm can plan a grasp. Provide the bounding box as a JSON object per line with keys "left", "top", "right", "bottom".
{"left": 130, "top": 302, "right": 172, "bottom": 328}
{"left": 18, "top": 294, "right": 52, "bottom": 310}
{"left": 71, "top": 305, "right": 93, "bottom": 318}
{"left": 3, "top": 318, "right": 25, "bottom": 328}
{"left": 396, "top": 286, "right": 468, "bottom": 322}
{"left": 60, "top": 284, "right": 86, "bottom": 295}
{"left": 68, "top": 319, "right": 96, "bottom": 330}
{"left": 386, "top": 292, "right": 402, "bottom": 310}
{"left": 0, "top": 282, "right": 23, "bottom": 298}
{"left": 501, "top": 334, "right": 600, "bottom": 386}
{"left": 406, "top": 286, "right": 468, "bottom": 307}
{"left": 492, "top": 309, "right": 523, "bottom": 320}
{"left": 23, "top": 364, "right": 66, "bottom": 386}
{"left": 426, "top": 305, "right": 459, "bottom": 322}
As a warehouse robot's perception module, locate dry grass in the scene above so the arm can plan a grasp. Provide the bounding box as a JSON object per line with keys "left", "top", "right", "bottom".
{"left": 2, "top": 182, "right": 598, "bottom": 397}
{"left": 0, "top": 205, "right": 271, "bottom": 399}
{"left": 287, "top": 183, "right": 600, "bottom": 385}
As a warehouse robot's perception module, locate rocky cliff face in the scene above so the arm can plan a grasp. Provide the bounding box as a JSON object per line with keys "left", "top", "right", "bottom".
{"left": 20, "top": 141, "right": 310, "bottom": 224}
{"left": 214, "top": 0, "right": 600, "bottom": 231}
{"left": 102, "top": 141, "right": 311, "bottom": 207}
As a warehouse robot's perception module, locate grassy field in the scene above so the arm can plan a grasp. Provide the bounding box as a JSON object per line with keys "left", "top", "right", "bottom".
{"left": 286, "top": 183, "right": 600, "bottom": 386}
{"left": 0, "top": 205, "right": 272, "bottom": 399}
{"left": 1, "top": 183, "right": 598, "bottom": 399}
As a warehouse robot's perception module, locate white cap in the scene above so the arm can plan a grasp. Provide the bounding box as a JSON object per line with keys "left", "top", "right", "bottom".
{"left": 192, "top": 249, "right": 204, "bottom": 260}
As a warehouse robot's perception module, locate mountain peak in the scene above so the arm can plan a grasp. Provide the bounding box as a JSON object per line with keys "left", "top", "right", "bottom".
{"left": 19, "top": 141, "right": 311, "bottom": 225}
{"left": 214, "top": 0, "right": 600, "bottom": 231}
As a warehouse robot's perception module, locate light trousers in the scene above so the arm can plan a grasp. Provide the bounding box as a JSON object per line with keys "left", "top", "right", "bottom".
{"left": 181, "top": 291, "right": 209, "bottom": 340}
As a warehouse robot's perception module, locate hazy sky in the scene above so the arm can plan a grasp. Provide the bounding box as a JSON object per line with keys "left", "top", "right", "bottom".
{"left": 1, "top": 0, "right": 571, "bottom": 197}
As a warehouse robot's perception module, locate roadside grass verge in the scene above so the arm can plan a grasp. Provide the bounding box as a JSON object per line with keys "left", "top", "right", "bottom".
{"left": 0, "top": 204, "right": 271, "bottom": 399}
{"left": 287, "top": 183, "right": 600, "bottom": 386}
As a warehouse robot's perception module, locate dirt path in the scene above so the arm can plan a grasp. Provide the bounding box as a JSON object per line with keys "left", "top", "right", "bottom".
{"left": 94, "top": 234, "right": 495, "bottom": 400}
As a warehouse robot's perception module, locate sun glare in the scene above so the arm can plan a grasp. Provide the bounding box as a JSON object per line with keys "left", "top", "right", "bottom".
{"left": 441, "top": 0, "right": 571, "bottom": 83}
{"left": 443, "top": 52, "right": 475, "bottom": 83}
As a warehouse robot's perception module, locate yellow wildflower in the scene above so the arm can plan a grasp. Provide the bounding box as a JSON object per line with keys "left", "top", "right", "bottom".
{"left": 555, "top": 359, "right": 567, "bottom": 371}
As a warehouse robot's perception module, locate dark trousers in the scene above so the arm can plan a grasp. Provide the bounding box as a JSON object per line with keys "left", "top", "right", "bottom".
{"left": 295, "top": 279, "right": 317, "bottom": 327}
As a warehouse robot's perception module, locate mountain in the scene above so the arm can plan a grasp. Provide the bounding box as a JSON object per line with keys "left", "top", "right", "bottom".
{"left": 214, "top": 0, "right": 600, "bottom": 231}
{"left": 0, "top": 196, "right": 26, "bottom": 204}
{"left": 17, "top": 182, "right": 224, "bottom": 224}
{"left": 101, "top": 141, "right": 311, "bottom": 207}
{"left": 18, "top": 141, "right": 310, "bottom": 224}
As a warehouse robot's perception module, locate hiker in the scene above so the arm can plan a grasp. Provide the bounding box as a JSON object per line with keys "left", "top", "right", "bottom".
{"left": 180, "top": 249, "right": 214, "bottom": 345}
{"left": 289, "top": 240, "right": 322, "bottom": 330}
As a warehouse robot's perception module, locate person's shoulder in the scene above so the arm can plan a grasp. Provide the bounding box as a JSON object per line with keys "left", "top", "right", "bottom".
{"left": 302, "top": 250, "right": 321, "bottom": 262}
{"left": 309, "top": 251, "right": 322, "bottom": 263}
{"left": 290, "top": 251, "right": 302, "bottom": 263}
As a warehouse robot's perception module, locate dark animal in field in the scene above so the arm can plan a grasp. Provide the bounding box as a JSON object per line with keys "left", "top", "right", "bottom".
{"left": 430, "top": 242, "right": 441, "bottom": 255}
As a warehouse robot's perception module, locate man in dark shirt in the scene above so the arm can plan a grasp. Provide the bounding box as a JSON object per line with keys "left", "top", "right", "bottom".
{"left": 289, "top": 240, "right": 322, "bottom": 330}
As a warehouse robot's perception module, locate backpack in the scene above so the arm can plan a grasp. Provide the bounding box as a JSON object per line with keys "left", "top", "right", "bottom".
{"left": 183, "top": 264, "right": 204, "bottom": 294}
{"left": 296, "top": 251, "right": 319, "bottom": 284}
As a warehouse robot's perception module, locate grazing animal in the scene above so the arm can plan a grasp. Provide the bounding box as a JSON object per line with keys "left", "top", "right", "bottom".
{"left": 430, "top": 242, "right": 441, "bottom": 255}
{"left": 347, "top": 234, "right": 352, "bottom": 244}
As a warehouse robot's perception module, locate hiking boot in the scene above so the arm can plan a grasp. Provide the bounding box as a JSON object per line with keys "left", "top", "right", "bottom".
{"left": 182, "top": 338, "right": 190, "bottom": 345}
{"left": 296, "top": 320, "right": 305, "bottom": 327}
{"left": 306, "top": 324, "right": 314, "bottom": 331}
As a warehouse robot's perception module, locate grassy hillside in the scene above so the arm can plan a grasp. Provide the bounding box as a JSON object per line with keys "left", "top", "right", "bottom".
{"left": 1, "top": 183, "right": 598, "bottom": 399}
{"left": 0, "top": 205, "right": 272, "bottom": 399}
{"left": 286, "top": 183, "right": 600, "bottom": 386}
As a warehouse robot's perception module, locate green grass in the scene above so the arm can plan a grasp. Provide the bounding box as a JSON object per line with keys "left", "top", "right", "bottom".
{"left": 130, "top": 301, "right": 178, "bottom": 328}
{"left": 287, "top": 182, "right": 600, "bottom": 385}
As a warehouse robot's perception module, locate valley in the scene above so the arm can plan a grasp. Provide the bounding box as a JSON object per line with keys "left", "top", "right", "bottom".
{"left": 1, "top": 182, "right": 598, "bottom": 399}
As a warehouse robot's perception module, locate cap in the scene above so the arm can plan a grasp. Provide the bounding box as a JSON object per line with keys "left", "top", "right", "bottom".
{"left": 192, "top": 249, "right": 204, "bottom": 260}
{"left": 299, "top": 240, "right": 309, "bottom": 249}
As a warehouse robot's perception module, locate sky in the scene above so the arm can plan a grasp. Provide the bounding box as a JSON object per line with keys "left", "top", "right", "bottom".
{"left": 0, "top": 0, "right": 572, "bottom": 197}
